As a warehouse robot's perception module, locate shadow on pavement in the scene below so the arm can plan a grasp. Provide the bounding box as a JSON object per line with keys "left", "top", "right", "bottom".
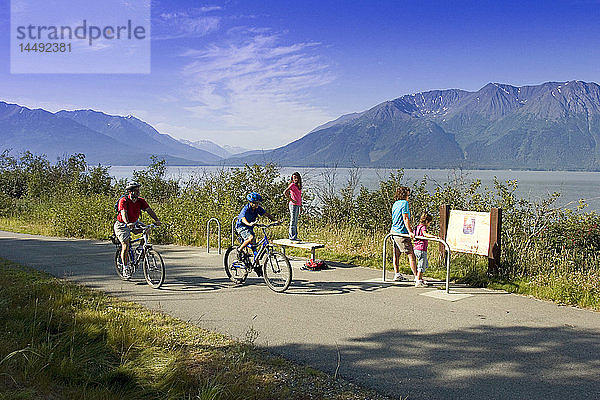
{"left": 286, "top": 279, "right": 404, "bottom": 295}
{"left": 160, "top": 276, "right": 233, "bottom": 292}
{"left": 269, "top": 325, "right": 600, "bottom": 400}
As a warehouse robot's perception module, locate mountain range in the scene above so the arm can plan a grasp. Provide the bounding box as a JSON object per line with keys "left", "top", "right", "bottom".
{"left": 3, "top": 80, "right": 600, "bottom": 170}
{"left": 231, "top": 80, "right": 600, "bottom": 170}
{"left": 0, "top": 103, "right": 222, "bottom": 165}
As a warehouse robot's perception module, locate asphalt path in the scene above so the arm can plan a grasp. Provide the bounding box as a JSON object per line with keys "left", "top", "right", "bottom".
{"left": 1, "top": 230, "right": 599, "bottom": 399}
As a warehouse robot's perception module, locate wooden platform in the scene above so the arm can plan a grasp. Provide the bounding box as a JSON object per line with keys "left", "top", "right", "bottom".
{"left": 272, "top": 239, "right": 325, "bottom": 260}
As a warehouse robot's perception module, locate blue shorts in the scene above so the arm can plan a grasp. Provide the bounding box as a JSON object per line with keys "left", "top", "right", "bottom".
{"left": 236, "top": 225, "right": 255, "bottom": 242}
{"left": 414, "top": 249, "right": 429, "bottom": 273}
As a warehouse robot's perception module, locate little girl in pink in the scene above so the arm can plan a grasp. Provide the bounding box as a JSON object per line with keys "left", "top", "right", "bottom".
{"left": 413, "top": 212, "right": 439, "bottom": 287}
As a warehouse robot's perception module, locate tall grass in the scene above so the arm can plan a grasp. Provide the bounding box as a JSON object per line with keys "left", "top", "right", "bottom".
{"left": 0, "top": 259, "right": 390, "bottom": 399}
{"left": 0, "top": 261, "right": 193, "bottom": 399}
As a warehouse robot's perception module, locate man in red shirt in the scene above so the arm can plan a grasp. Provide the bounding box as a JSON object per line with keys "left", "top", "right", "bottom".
{"left": 113, "top": 181, "right": 161, "bottom": 278}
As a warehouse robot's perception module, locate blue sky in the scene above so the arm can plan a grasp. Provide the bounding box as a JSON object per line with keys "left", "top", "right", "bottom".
{"left": 2, "top": 0, "right": 600, "bottom": 149}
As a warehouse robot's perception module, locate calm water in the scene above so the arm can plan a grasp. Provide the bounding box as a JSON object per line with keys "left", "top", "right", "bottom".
{"left": 109, "top": 166, "right": 600, "bottom": 212}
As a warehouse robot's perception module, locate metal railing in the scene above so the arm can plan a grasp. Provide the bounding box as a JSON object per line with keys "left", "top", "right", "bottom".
{"left": 206, "top": 218, "right": 221, "bottom": 254}
{"left": 382, "top": 233, "right": 452, "bottom": 294}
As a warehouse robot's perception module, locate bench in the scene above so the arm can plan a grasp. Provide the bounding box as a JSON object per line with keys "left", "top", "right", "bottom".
{"left": 272, "top": 239, "right": 325, "bottom": 260}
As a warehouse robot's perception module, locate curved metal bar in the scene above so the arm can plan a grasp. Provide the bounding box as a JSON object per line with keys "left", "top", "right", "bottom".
{"left": 206, "top": 218, "right": 222, "bottom": 254}
{"left": 383, "top": 233, "right": 452, "bottom": 294}
{"left": 231, "top": 217, "right": 237, "bottom": 247}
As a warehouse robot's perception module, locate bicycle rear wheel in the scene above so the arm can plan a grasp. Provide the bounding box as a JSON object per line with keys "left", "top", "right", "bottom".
{"left": 224, "top": 246, "right": 249, "bottom": 284}
{"left": 143, "top": 249, "right": 165, "bottom": 289}
{"left": 263, "top": 250, "right": 292, "bottom": 292}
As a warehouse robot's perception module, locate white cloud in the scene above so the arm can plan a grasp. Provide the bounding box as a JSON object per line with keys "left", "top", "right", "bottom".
{"left": 179, "top": 29, "right": 335, "bottom": 147}
{"left": 154, "top": 9, "right": 220, "bottom": 40}
{"left": 157, "top": 94, "right": 181, "bottom": 104}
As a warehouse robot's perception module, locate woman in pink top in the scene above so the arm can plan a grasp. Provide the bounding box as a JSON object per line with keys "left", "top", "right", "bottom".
{"left": 283, "top": 172, "right": 302, "bottom": 241}
{"left": 413, "top": 212, "right": 439, "bottom": 287}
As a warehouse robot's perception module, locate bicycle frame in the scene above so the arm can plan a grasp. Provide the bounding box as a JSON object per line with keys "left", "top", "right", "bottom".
{"left": 236, "top": 223, "right": 277, "bottom": 269}
{"left": 247, "top": 228, "right": 271, "bottom": 265}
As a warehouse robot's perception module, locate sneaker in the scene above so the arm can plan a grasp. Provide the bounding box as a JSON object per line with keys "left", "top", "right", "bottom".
{"left": 393, "top": 273, "right": 406, "bottom": 282}
{"left": 122, "top": 264, "right": 132, "bottom": 279}
{"left": 414, "top": 279, "right": 429, "bottom": 287}
{"left": 240, "top": 253, "right": 253, "bottom": 268}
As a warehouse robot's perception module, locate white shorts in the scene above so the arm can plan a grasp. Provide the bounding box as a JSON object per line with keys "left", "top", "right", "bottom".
{"left": 113, "top": 221, "right": 130, "bottom": 244}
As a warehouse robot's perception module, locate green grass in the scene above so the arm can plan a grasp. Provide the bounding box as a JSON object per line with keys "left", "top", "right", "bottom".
{"left": 514, "top": 271, "right": 600, "bottom": 309}
{"left": 0, "top": 218, "right": 52, "bottom": 236}
{"left": 0, "top": 259, "right": 391, "bottom": 400}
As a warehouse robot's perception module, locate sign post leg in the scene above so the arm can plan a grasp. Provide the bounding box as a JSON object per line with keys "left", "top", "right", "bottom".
{"left": 487, "top": 207, "right": 502, "bottom": 274}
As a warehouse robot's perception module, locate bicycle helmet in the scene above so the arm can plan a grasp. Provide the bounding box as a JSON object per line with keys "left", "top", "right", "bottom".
{"left": 246, "top": 192, "right": 262, "bottom": 203}
{"left": 126, "top": 181, "right": 141, "bottom": 191}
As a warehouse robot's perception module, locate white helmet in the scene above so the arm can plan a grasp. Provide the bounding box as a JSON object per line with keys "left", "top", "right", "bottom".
{"left": 126, "top": 181, "right": 141, "bottom": 191}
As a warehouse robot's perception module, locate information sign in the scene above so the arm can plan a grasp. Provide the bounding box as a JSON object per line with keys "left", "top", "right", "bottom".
{"left": 446, "top": 210, "right": 491, "bottom": 256}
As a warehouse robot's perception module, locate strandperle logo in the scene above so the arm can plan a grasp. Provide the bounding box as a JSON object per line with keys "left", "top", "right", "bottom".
{"left": 15, "top": 20, "right": 147, "bottom": 46}
{"left": 11, "top": 0, "right": 150, "bottom": 74}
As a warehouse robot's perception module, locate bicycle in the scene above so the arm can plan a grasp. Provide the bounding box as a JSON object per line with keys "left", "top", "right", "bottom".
{"left": 113, "top": 223, "right": 165, "bottom": 289}
{"left": 224, "top": 222, "right": 292, "bottom": 293}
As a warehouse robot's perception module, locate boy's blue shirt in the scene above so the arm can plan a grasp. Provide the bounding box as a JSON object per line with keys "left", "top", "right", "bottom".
{"left": 236, "top": 203, "right": 266, "bottom": 229}
{"left": 391, "top": 199, "right": 410, "bottom": 234}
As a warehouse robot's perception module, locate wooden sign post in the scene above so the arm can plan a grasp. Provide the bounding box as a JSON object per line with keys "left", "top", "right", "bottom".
{"left": 487, "top": 207, "right": 502, "bottom": 274}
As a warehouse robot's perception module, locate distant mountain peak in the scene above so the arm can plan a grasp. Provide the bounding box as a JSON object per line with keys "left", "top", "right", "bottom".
{"left": 177, "top": 138, "right": 255, "bottom": 158}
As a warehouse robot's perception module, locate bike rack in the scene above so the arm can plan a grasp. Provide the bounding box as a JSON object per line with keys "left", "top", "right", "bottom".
{"left": 382, "top": 233, "right": 452, "bottom": 294}
{"left": 231, "top": 217, "right": 237, "bottom": 247}
{"left": 206, "top": 218, "right": 221, "bottom": 254}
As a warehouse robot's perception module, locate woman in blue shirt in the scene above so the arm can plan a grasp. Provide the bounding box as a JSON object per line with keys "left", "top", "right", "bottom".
{"left": 390, "top": 186, "right": 417, "bottom": 282}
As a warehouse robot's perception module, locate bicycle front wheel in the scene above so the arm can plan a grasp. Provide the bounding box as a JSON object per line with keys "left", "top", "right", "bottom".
{"left": 143, "top": 249, "right": 165, "bottom": 289}
{"left": 224, "top": 246, "right": 249, "bottom": 284}
{"left": 263, "top": 250, "right": 292, "bottom": 292}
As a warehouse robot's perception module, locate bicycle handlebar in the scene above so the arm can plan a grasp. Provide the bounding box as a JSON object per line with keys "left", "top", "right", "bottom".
{"left": 254, "top": 221, "right": 281, "bottom": 228}
{"left": 131, "top": 222, "right": 156, "bottom": 231}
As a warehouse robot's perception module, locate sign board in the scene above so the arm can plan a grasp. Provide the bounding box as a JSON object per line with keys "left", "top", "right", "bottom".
{"left": 445, "top": 210, "right": 491, "bottom": 256}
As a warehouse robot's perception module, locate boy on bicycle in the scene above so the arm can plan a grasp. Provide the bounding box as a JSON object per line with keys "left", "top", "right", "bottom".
{"left": 236, "top": 192, "right": 278, "bottom": 259}
{"left": 114, "top": 181, "right": 161, "bottom": 278}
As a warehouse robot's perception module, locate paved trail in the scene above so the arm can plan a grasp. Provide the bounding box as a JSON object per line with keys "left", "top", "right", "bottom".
{"left": 1, "top": 230, "right": 599, "bottom": 399}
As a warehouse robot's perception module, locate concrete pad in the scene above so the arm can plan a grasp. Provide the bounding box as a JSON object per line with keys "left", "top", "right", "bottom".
{"left": 419, "top": 290, "right": 474, "bottom": 302}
